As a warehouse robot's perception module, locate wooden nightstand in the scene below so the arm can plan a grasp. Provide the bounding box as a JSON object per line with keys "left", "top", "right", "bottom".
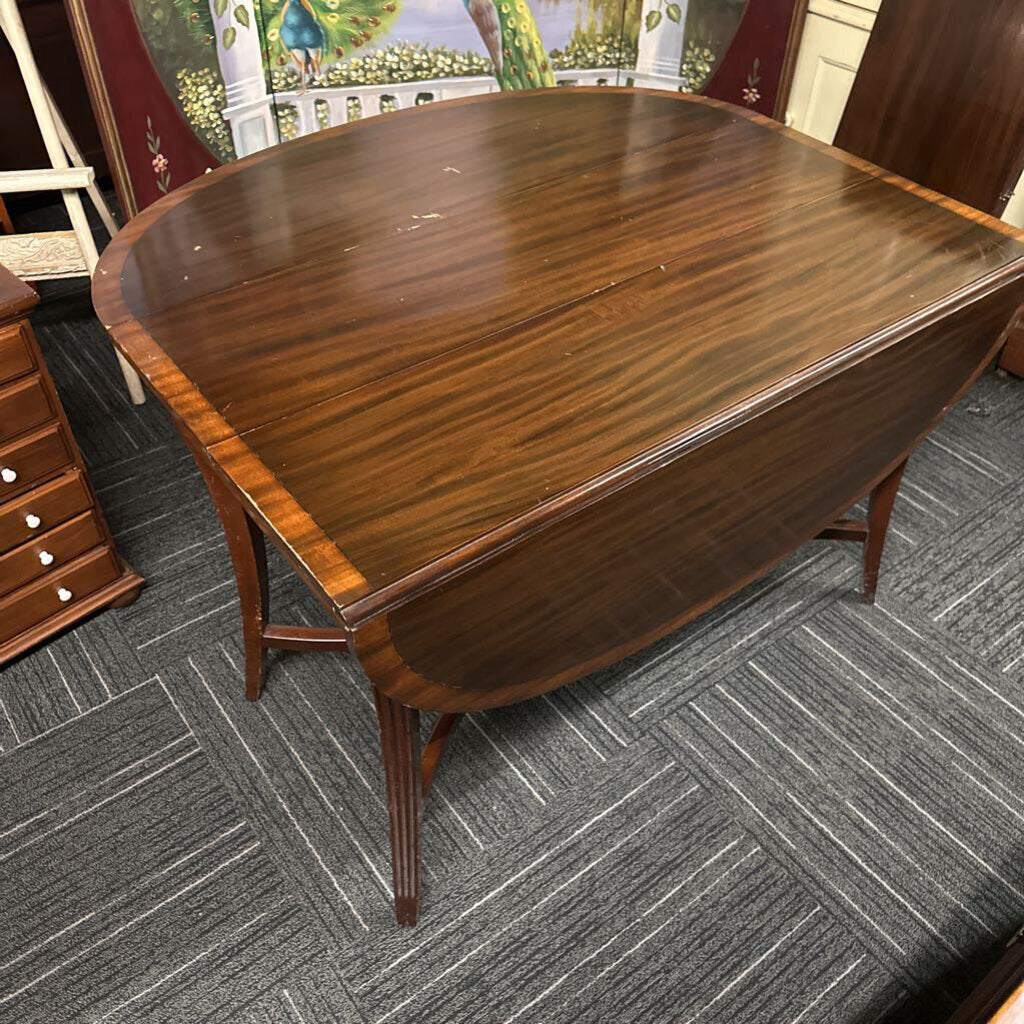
{"left": 0, "top": 263, "right": 142, "bottom": 664}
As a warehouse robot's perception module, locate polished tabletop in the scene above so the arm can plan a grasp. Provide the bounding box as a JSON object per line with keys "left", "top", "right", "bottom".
{"left": 94, "top": 88, "right": 1024, "bottom": 625}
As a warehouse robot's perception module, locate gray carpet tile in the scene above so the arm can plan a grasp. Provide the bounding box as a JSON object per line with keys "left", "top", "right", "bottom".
{"left": 1, "top": 230, "right": 1023, "bottom": 1021}
{"left": 0, "top": 681, "right": 360, "bottom": 1024}
{"left": 658, "top": 598, "right": 1024, "bottom": 1012}
{"left": 825, "top": 370, "right": 1024, "bottom": 575}
{"left": 888, "top": 474, "right": 1024, "bottom": 679}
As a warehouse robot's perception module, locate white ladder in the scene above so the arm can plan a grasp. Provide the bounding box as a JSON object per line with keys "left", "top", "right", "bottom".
{"left": 0, "top": 0, "right": 145, "bottom": 404}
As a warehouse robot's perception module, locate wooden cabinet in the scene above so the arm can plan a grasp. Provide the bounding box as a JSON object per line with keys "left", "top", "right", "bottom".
{"left": 0, "top": 263, "right": 141, "bottom": 664}
{"left": 784, "top": 0, "right": 1024, "bottom": 230}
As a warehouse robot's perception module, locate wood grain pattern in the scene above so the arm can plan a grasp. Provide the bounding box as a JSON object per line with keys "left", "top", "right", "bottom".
{"left": 94, "top": 92, "right": 1024, "bottom": 626}
{"left": 228, "top": 177, "right": 1021, "bottom": 600}
{"left": 862, "top": 459, "right": 907, "bottom": 604}
{"left": 185, "top": 435, "right": 269, "bottom": 702}
{"left": 0, "top": 422, "right": 72, "bottom": 499}
{"left": 0, "top": 510, "right": 104, "bottom": 597}
{"left": 0, "top": 374, "right": 54, "bottom": 443}
{"left": 374, "top": 690, "right": 421, "bottom": 926}
{"left": 0, "top": 322, "right": 37, "bottom": 387}
{"left": 0, "top": 545, "right": 120, "bottom": 644}
{"left": 834, "top": 0, "right": 1024, "bottom": 218}
{"left": 130, "top": 117, "right": 867, "bottom": 433}
{"left": 0, "top": 469, "right": 91, "bottom": 551}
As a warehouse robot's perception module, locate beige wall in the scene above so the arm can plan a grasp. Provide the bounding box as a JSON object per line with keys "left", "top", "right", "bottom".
{"left": 783, "top": 0, "right": 1024, "bottom": 228}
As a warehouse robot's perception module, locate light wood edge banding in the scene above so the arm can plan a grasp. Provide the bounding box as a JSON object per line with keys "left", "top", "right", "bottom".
{"left": 204, "top": 433, "right": 369, "bottom": 615}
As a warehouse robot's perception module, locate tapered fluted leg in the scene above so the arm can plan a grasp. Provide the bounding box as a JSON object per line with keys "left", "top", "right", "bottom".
{"left": 185, "top": 438, "right": 269, "bottom": 700}
{"left": 374, "top": 689, "right": 422, "bottom": 926}
{"left": 862, "top": 459, "right": 907, "bottom": 604}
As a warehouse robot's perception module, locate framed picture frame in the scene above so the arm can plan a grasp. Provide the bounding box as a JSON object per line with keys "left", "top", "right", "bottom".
{"left": 64, "top": 0, "right": 808, "bottom": 218}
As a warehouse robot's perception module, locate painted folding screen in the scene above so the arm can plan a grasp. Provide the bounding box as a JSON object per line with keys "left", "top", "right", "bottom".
{"left": 69, "top": 0, "right": 802, "bottom": 214}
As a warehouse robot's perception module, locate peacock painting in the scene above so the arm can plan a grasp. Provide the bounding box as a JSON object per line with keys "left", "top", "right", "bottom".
{"left": 263, "top": 0, "right": 401, "bottom": 87}
{"left": 462, "top": 0, "right": 555, "bottom": 89}
{"left": 263, "top": 0, "right": 554, "bottom": 92}
{"left": 279, "top": 0, "right": 325, "bottom": 85}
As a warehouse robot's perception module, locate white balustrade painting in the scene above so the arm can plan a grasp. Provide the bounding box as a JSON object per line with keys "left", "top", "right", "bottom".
{"left": 128, "top": 0, "right": 748, "bottom": 157}
{"left": 70, "top": 0, "right": 792, "bottom": 213}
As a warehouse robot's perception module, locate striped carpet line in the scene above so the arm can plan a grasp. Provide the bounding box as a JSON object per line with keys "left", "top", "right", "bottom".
{"left": 185, "top": 657, "right": 371, "bottom": 932}
{"left": 372, "top": 785, "right": 702, "bottom": 1024}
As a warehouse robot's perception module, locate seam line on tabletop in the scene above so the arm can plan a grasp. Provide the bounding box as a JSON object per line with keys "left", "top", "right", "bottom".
{"left": 224, "top": 173, "right": 876, "bottom": 442}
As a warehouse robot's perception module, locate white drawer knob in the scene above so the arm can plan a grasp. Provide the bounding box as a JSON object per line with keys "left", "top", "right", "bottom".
{"left": 24, "top": 513, "right": 41, "bottom": 529}
{"left": 38, "top": 550, "right": 54, "bottom": 566}
{"left": 1, "top": 467, "right": 16, "bottom": 484}
{"left": 57, "top": 587, "right": 73, "bottom": 603}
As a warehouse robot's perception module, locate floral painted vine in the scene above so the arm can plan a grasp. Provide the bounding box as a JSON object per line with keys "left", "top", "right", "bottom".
{"left": 145, "top": 116, "right": 171, "bottom": 194}
{"left": 742, "top": 56, "right": 761, "bottom": 106}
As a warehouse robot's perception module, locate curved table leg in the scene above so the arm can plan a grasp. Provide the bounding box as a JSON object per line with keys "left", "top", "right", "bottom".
{"left": 186, "top": 438, "right": 269, "bottom": 701}
{"left": 374, "top": 688, "right": 422, "bottom": 926}
{"left": 863, "top": 458, "right": 907, "bottom": 604}
{"left": 816, "top": 457, "right": 908, "bottom": 603}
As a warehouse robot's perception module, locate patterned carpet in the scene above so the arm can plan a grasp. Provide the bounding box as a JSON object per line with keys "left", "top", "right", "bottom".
{"left": 1, "top": 259, "right": 1023, "bottom": 1022}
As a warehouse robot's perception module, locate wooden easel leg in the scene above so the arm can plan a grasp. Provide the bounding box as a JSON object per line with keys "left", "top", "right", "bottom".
{"left": 186, "top": 438, "right": 269, "bottom": 700}
{"left": 43, "top": 83, "right": 119, "bottom": 236}
{"left": 374, "top": 689, "right": 422, "bottom": 926}
{"left": 862, "top": 459, "right": 907, "bottom": 604}
{"left": 0, "top": 0, "right": 144, "bottom": 404}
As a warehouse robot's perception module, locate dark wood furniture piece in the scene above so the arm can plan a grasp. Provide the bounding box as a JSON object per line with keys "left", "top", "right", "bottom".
{"left": 832, "top": 0, "right": 1024, "bottom": 376}
{"left": 93, "top": 89, "right": 1024, "bottom": 926}
{"left": 1001, "top": 325, "right": 1024, "bottom": 378}
{"left": 948, "top": 929, "right": 1024, "bottom": 1023}
{"left": 0, "top": 261, "right": 140, "bottom": 663}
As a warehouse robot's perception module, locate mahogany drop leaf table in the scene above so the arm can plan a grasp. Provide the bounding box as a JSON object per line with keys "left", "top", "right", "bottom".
{"left": 93, "top": 89, "right": 1024, "bottom": 925}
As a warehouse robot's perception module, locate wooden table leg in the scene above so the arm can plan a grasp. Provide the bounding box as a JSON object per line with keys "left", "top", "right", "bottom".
{"left": 998, "top": 322, "right": 1024, "bottom": 378}
{"left": 422, "top": 713, "right": 462, "bottom": 798}
{"left": 862, "top": 458, "right": 907, "bottom": 604}
{"left": 185, "top": 438, "right": 269, "bottom": 701}
{"left": 374, "top": 688, "right": 422, "bottom": 926}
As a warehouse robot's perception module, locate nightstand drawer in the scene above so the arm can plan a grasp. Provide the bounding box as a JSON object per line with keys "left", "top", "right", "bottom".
{"left": 0, "top": 546, "right": 121, "bottom": 645}
{"left": 0, "top": 323, "right": 35, "bottom": 387}
{"left": 0, "top": 422, "right": 72, "bottom": 499}
{"left": 0, "top": 375, "right": 53, "bottom": 444}
{"left": 0, "top": 511, "right": 105, "bottom": 597}
{"left": 0, "top": 470, "right": 92, "bottom": 553}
